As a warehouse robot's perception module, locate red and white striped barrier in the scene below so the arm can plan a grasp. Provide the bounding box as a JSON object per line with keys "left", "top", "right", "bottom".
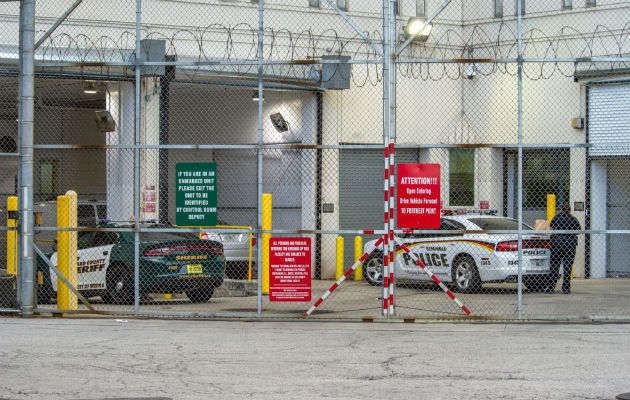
{"left": 388, "top": 143, "right": 395, "bottom": 316}
{"left": 383, "top": 146, "right": 390, "bottom": 316}
{"left": 304, "top": 237, "right": 384, "bottom": 317}
{"left": 394, "top": 237, "right": 472, "bottom": 316}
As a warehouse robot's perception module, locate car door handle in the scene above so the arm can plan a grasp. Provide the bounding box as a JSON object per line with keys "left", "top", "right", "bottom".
{"left": 103, "top": 251, "right": 109, "bottom": 256}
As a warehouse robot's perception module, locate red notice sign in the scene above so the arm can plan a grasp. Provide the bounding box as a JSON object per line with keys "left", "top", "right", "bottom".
{"left": 269, "top": 237, "right": 312, "bottom": 302}
{"left": 397, "top": 163, "right": 441, "bottom": 229}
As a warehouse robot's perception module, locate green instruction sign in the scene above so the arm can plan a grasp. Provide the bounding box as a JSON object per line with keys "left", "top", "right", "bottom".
{"left": 175, "top": 162, "right": 217, "bottom": 227}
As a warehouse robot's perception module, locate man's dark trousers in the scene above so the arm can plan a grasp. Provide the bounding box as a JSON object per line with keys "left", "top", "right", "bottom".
{"left": 549, "top": 244, "right": 576, "bottom": 292}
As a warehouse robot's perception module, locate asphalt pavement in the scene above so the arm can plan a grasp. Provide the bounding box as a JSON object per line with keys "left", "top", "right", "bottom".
{"left": 1, "top": 317, "right": 629, "bottom": 399}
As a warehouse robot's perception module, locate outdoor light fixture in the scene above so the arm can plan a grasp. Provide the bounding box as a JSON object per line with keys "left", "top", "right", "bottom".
{"left": 404, "top": 17, "right": 432, "bottom": 42}
{"left": 83, "top": 81, "right": 98, "bottom": 94}
{"left": 270, "top": 112, "right": 289, "bottom": 132}
{"left": 252, "top": 90, "right": 264, "bottom": 101}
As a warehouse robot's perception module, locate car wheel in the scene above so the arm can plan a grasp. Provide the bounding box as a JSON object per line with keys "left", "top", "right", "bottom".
{"left": 523, "top": 275, "right": 549, "bottom": 292}
{"left": 103, "top": 264, "right": 134, "bottom": 305}
{"left": 363, "top": 253, "right": 384, "bottom": 286}
{"left": 186, "top": 287, "right": 214, "bottom": 303}
{"left": 451, "top": 255, "right": 481, "bottom": 293}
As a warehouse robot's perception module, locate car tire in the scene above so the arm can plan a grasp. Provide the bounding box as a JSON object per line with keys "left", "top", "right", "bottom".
{"left": 186, "top": 287, "right": 214, "bottom": 303}
{"left": 103, "top": 264, "right": 134, "bottom": 305}
{"left": 451, "top": 255, "right": 481, "bottom": 293}
{"left": 363, "top": 253, "right": 384, "bottom": 286}
{"left": 523, "top": 275, "right": 549, "bottom": 292}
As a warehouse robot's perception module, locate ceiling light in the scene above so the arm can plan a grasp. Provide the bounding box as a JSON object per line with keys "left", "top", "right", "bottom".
{"left": 84, "top": 81, "right": 98, "bottom": 94}
{"left": 252, "top": 90, "right": 264, "bottom": 101}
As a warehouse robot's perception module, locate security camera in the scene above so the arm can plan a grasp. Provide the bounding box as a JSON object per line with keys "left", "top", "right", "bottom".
{"left": 465, "top": 64, "right": 476, "bottom": 79}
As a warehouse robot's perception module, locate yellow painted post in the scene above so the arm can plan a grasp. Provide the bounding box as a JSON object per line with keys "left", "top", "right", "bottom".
{"left": 57, "top": 192, "right": 78, "bottom": 311}
{"left": 262, "top": 194, "right": 272, "bottom": 293}
{"left": 336, "top": 236, "right": 344, "bottom": 281}
{"left": 547, "top": 194, "right": 556, "bottom": 222}
{"left": 7, "top": 196, "right": 18, "bottom": 275}
{"left": 354, "top": 236, "right": 362, "bottom": 281}
{"left": 247, "top": 232, "right": 253, "bottom": 282}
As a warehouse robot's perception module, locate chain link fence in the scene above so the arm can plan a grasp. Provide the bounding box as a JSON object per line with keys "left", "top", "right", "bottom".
{"left": 1, "top": 0, "right": 629, "bottom": 320}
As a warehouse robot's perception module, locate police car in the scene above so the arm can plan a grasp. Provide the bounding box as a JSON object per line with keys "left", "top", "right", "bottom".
{"left": 37, "top": 222, "right": 226, "bottom": 304}
{"left": 362, "top": 211, "right": 551, "bottom": 292}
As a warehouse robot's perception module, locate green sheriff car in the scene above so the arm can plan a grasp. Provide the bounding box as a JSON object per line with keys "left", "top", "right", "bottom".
{"left": 37, "top": 222, "right": 226, "bottom": 304}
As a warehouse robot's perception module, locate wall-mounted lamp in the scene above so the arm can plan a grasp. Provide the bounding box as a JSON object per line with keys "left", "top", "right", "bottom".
{"left": 404, "top": 17, "right": 432, "bottom": 42}
{"left": 83, "top": 81, "right": 98, "bottom": 94}
{"left": 252, "top": 90, "right": 264, "bottom": 101}
{"left": 571, "top": 117, "right": 584, "bottom": 130}
{"left": 270, "top": 112, "right": 289, "bottom": 132}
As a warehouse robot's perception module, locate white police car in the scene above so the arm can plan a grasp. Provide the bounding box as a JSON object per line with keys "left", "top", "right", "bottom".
{"left": 362, "top": 211, "right": 551, "bottom": 292}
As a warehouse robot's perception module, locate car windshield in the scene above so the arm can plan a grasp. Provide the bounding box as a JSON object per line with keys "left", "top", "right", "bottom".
{"left": 467, "top": 218, "right": 531, "bottom": 231}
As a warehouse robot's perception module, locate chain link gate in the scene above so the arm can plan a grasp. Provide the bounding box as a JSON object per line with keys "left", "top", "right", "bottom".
{"left": 0, "top": 0, "right": 628, "bottom": 320}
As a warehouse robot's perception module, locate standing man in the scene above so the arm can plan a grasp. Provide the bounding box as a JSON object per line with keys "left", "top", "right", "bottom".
{"left": 547, "top": 202, "right": 581, "bottom": 294}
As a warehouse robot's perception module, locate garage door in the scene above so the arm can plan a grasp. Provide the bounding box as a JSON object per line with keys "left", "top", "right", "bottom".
{"left": 214, "top": 150, "right": 302, "bottom": 230}
{"left": 588, "top": 83, "right": 630, "bottom": 157}
{"left": 339, "top": 149, "right": 419, "bottom": 267}
{"left": 607, "top": 159, "right": 630, "bottom": 277}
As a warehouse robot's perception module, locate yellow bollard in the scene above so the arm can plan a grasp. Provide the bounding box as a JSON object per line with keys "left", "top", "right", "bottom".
{"left": 57, "top": 192, "right": 78, "bottom": 311}
{"left": 336, "top": 236, "right": 344, "bottom": 281}
{"left": 354, "top": 236, "right": 363, "bottom": 281}
{"left": 547, "top": 194, "right": 556, "bottom": 222}
{"left": 7, "top": 196, "right": 17, "bottom": 275}
{"left": 262, "top": 193, "right": 272, "bottom": 293}
{"left": 248, "top": 232, "right": 253, "bottom": 282}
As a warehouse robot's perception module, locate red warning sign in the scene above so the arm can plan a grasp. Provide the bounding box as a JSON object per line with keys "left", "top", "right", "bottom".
{"left": 397, "top": 163, "right": 441, "bottom": 229}
{"left": 269, "top": 237, "right": 311, "bottom": 302}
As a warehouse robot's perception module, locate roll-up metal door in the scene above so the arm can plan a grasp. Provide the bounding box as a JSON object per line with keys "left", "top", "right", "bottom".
{"left": 607, "top": 159, "right": 630, "bottom": 277}
{"left": 339, "top": 149, "right": 419, "bottom": 268}
{"left": 587, "top": 83, "right": 630, "bottom": 157}
{"left": 214, "top": 150, "right": 302, "bottom": 229}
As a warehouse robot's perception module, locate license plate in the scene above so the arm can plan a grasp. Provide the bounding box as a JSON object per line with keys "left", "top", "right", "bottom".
{"left": 187, "top": 264, "right": 203, "bottom": 274}
{"left": 530, "top": 259, "right": 546, "bottom": 269}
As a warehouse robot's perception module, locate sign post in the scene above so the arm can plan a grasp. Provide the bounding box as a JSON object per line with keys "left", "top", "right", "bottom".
{"left": 397, "top": 163, "right": 441, "bottom": 229}
{"left": 269, "top": 237, "right": 312, "bottom": 302}
{"left": 175, "top": 163, "right": 217, "bottom": 227}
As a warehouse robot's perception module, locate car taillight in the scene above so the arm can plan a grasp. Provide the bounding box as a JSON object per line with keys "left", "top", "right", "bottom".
{"left": 496, "top": 240, "right": 551, "bottom": 251}
{"left": 251, "top": 236, "right": 256, "bottom": 247}
{"left": 144, "top": 246, "right": 172, "bottom": 256}
{"left": 496, "top": 242, "right": 519, "bottom": 251}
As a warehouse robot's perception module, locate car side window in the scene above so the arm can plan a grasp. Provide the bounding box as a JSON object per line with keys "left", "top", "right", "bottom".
{"left": 96, "top": 205, "right": 107, "bottom": 220}
{"left": 77, "top": 232, "right": 94, "bottom": 250}
{"left": 440, "top": 219, "right": 466, "bottom": 236}
{"left": 78, "top": 205, "right": 95, "bottom": 226}
{"left": 91, "top": 231, "right": 119, "bottom": 247}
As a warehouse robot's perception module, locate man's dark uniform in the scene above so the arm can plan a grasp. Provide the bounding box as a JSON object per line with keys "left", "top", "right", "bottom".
{"left": 547, "top": 209, "right": 581, "bottom": 293}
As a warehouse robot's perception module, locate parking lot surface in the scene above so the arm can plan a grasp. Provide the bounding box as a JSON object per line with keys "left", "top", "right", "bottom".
{"left": 1, "top": 318, "right": 629, "bottom": 399}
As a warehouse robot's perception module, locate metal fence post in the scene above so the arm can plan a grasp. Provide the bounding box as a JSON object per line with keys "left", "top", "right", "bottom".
{"left": 18, "top": 0, "right": 35, "bottom": 317}
{"left": 517, "top": 0, "right": 524, "bottom": 319}
{"left": 134, "top": 0, "right": 142, "bottom": 313}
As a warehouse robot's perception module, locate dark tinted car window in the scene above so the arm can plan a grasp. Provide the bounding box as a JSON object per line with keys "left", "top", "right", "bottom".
{"left": 77, "top": 205, "right": 95, "bottom": 226}
{"left": 91, "top": 231, "right": 119, "bottom": 246}
{"left": 77, "top": 232, "right": 94, "bottom": 250}
{"left": 96, "top": 205, "right": 107, "bottom": 220}
{"left": 441, "top": 219, "right": 466, "bottom": 233}
{"left": 467, "top": 218, "right": 531, "bottom": 231}
{"left": 140, "top": 226, "right": 199, "bottom": 241}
